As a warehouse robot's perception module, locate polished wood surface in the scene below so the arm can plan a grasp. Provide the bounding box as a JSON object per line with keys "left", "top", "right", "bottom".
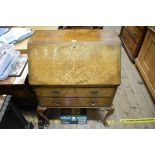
{"left": 28, "top": 30, "right": 121, "bottom": 86}
{"left": 33, "top": 87, "right": 116, "bottom": 97}
{"left": 29, "top": 43, "right": 120, "bottom": 86}
{"left": 120, "top": 26, "right": 147, "bottom": 62}
{"left": 28, "top": 29, "right": 103, "bottom": 42}
{"left": 28, "top": 29, "right": 120, "bottom": 126}
{"left": 37, "top": 97, "right": 113, "bottom": 107}
{"left": 122, "top": 28, "right": 137, "bottom": 57}
{"left": 136, "top": 29, "right": 155, "bottom": 100}
{"left": 126, "top": 26, "right": 142, "bottom": 44}
{"left": 137, "top": 26, "right": 145, "bottom": 32}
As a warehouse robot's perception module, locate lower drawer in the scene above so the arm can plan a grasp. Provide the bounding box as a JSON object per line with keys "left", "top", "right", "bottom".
{"left": 33, "top": 87, "right": 116, "bottom": 98}
{"left": 37, "top": 97, "right": 113, "bottom": 107}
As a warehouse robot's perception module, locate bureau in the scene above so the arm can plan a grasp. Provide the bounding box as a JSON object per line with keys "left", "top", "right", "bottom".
{"left": 28, "top": 29, "right": 121, "bottom": 127}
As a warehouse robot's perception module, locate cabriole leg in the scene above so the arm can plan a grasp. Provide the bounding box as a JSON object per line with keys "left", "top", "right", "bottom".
{"left": 103, "top": 107, "right": 114, "bottom": 127}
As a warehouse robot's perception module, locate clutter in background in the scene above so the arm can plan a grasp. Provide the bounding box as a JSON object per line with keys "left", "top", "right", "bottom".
{"left": 0, "top": 28, "right": 33, "bottom": 44}
{"left": 60, "top": 109, "right": 87, "bottom": 124}
{"left": 0, "top": 44, "right": 20, "bottom": 80}
{"left": 9, "top": 54, "right": 28, "bottom": 77}
{"left": 0, "top": 27, "right": 32, "bottom": 80}
{"left": 0, "top": 28, "right": 10, "bottom": 36}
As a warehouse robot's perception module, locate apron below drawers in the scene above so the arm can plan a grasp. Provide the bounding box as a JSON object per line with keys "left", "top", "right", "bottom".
{"left": 33, "top": 87, "right": 116, "bottom": 98}
{"left": 37, "top": 97, "right": 113, "bottom": 107}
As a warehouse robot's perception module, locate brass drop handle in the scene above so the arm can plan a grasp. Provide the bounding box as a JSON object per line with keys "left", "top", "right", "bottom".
{"left": 91, "top": 101, "right": 96, "bottom": 106}
{"left": 54, "top": 100, "right": 61, "bottom": 105}
{"left": 51, "top": 90, "right": 59, "bottom": 96}
{"left": 90, "top": 90, "right": 98, "bottom": 95}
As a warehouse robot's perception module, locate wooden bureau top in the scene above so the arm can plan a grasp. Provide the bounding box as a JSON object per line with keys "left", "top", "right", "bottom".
{"left": 29, "top": 29, "right": 109, "bottom": 43}
{"left": 28, "top": 30, "right": 121, "bottom": 87}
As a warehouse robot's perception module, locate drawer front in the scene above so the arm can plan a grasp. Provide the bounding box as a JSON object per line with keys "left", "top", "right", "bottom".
{"left": 126, "top": 26, "right": 142, "bottom": 44}
{"left": 122, "top": 28, "right": 137, "bottom": 57}
{"left": 33, "top": 87, "right": 116, "bottom": 98}
{"left": 37, "top": 97, "right": 113, "bottom": 107}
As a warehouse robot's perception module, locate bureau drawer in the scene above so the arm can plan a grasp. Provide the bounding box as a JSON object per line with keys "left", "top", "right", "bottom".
{"left": 126, "top": 26, "right": 142, "bottom": 44}
{"left": 37, "top": 97, "right": 113, "bottom": 107}
{"left": 122, "top": 28, "right": 137, "bottom": 57}
{"left": 33, "top": 87, "right": 116, "bottom": 98}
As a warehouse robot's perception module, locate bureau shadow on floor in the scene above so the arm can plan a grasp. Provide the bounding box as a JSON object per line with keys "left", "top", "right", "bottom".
{"left": 47, "top": 109, "right": 107, "bottom": 129}
{"left": 23, "top": 108, "right": 108, "bottom": 129}
{"left": 41, "top": 108, "right": 105, "bottom": 120}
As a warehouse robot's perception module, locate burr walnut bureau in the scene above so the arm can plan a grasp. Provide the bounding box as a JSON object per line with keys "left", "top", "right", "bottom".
{"left": 28, "top": 29, "right": 121, "bottom": 127}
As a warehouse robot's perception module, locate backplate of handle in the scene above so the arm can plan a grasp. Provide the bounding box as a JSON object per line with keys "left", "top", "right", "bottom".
{"left": 54, "top": 99, "right": 61, "bottom": 105}
{"left": 90, "top": 90, "right": 98, "bottom": 97}
{"left": 91, "top": 101, "right": 96, "bottom": 106}
{"left": 51, "top": 90, "right": 60, "bottom": 96}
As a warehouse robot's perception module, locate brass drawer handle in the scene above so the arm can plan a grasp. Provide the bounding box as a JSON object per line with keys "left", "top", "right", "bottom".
{"left": 51, "top": 90, "right": 60, "bottom": 96}
{"left": 91, "top": 101, "right": 96, "bottom": 106}
{"left": 54, "top": 100, "right": 61, "bottom": 105}
{"left": 90, "top": 90, "right": 98, "bottom": 94}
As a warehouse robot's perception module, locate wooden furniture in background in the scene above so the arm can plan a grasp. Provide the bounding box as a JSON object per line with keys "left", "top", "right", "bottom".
{"left": 0, "top": 61, "right": 38, "bottom": 109}
{"left": 58, "top": 26, "right": 103, "bottom": 29}
{"left": 136, "top": 28, "right": 155, "bottom": 101}
{"left": 120, "top": 26, "right": 147, "bottom": 62}
{"left": 28, "top": 29, "right": 121, "bottom": 127}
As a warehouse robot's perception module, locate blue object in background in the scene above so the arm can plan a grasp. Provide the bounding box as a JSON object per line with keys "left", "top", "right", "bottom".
{"left": 0, "top": 52, "right": 13, "bottom": 76}
{"left": 0, "top": 28, "right": 33, "bottom": 44}
{"left": 0, "top": 28, "right": 9, "bottom": 36}
{"left": 0, "top": 44, "right": 20, "bottom": 80}
{"left": 0, "top": 51, "right": 20, "bottom": 80}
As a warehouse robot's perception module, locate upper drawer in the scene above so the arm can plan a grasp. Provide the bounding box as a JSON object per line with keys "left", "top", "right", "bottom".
{"left": 126, "top": 26, "right": 142, "bottom": 44}
{"left": 33, "top": 87, "right": 116, "bottom": 98}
